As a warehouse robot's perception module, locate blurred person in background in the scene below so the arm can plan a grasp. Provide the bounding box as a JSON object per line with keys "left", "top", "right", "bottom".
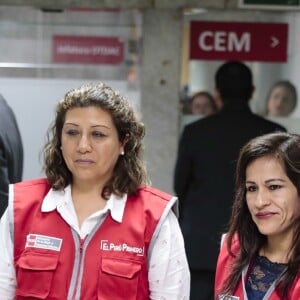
{"left": 189, "top": 91, "right": 218, "bottom": 116}
{"left": 264, "top": 80, "right": 297, "bottom": 117}
{"left": 174, "top": 60, "right": 286, "bottom": 300}
{"left": 0, "top": 94, "right": 23, "bottom": 218}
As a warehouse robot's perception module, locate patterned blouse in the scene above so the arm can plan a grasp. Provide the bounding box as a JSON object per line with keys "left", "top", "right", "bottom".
{"left": 245, "top": 255, "right": 286, "bottom": 300}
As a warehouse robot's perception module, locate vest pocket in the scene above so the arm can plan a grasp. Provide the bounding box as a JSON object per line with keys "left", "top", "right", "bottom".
{"left": 98, "top": 258, "right": 142, "bottom": 299}
{"left": 16, "top": 251, "right": 59, "bottom": 299}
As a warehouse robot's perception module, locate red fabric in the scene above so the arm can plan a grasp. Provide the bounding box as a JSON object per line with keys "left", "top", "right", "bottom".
{"left": 13, "top": 178, "right": 172, "bottom": 299}
{"left": 215, "top": 234, "right": 300, "bottom": 299}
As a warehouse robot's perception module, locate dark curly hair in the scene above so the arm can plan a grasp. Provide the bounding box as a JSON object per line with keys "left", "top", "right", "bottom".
{"left": 43, "top": 82, "right": 148, "bottom": 199}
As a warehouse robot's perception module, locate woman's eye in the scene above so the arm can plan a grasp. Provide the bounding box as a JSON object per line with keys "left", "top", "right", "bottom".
{"left": 92, "top": 131, "right": 106, "bottom": 138}
{"left": 246, "top": 185, "right": 256, "bottom": 192}
{"left": 269, "top": 184, "right": 282, "bottom": 191}
{"left": 66, "top": 129, "right": 78, "bottom": 136}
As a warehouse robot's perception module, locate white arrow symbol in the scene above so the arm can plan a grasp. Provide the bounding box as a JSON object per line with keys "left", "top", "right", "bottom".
{"left": 271, "top": 36, "right": 279, "bottom": 48}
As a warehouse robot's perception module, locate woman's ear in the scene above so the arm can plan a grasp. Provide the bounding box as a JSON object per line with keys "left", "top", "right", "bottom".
{"left": 120, "top": 133, "right": 130, "bottom": 154}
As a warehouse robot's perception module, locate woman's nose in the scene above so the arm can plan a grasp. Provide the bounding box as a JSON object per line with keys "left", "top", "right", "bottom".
{"left": 255, "top": 189, "right": 271, "bottom": 208}
{"left": 77, "top": 135, "right": 92, "bottom": 153}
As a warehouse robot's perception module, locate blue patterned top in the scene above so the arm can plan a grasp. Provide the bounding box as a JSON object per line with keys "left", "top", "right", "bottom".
{"left": 245, "top": 255, "right": 286, "bottom": 300}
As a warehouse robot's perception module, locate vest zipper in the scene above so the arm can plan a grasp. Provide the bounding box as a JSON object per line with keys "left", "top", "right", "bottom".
{"left": 71, "top": 237, "right": 85, "bottom": 300}
{"left": 68, "top": 216, "right": 107, "bottom": 300}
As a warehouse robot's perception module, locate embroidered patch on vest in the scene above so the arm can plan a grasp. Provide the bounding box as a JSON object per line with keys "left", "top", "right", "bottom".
{"left": 100, "top": 240, "right": 144, "bottom": 256}
{"left": 219, "top": 295, "right": 239, "bottom": 300}
{"left": 26, "top": 234, "right": 63, "bottom": 251}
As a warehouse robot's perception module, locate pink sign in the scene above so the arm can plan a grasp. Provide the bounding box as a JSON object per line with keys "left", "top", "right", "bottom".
{"left": 53, "top": 35, "right": 124, "bottom": 64}
{"left": 190, "top": 21, "right": 288, "bottom": 62}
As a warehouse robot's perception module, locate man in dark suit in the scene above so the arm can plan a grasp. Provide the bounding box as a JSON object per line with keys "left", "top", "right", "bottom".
{"left": 0, "top": 94, "right": 23, "bottom": 217}
{"left": 174, "top": 61, "right": 286, "bottom": 300}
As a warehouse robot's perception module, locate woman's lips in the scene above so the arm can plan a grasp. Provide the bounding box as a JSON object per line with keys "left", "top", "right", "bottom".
{"left": 255, "top": 211, "right": 276, "bottom": 219}
{"left": 75, "top": 159, "right": 94, "bottom": 165}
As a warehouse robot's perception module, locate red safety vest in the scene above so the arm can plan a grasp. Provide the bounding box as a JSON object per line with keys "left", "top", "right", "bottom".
{"left": 13, "top": 178, "right": 174, "bottom": 300}
{"left": 215, "top": 235, "right": 300, "bottom": 300}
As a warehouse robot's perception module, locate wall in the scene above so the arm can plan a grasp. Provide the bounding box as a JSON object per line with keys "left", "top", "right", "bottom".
{"left": 141, "top": 9, "right": 182, "bottom": 192}
{"left": 0, "top": 0, "right": 238, "bottom": 10}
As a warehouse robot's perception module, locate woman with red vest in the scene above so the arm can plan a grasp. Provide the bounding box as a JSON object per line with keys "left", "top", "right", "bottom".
{"left": 215, "top": 132, "right": 300, "bottom": 300}
{"left": 0, "top": 82, "right": 190, "bottom": 299}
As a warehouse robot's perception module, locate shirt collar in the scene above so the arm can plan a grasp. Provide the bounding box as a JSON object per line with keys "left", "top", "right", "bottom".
{"left": 41, "top": 185, "right": 127, "bottom": 223}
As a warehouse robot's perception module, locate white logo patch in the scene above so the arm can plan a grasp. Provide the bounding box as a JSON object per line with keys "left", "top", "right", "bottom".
{"left": 219, "top": 295, "right": 240, "bottom": 300}
{"left": 100, "top": 240, "right": 144, "bottom": 256}
{"left": 26, "top": 234, "right": 63, "bottom": 251}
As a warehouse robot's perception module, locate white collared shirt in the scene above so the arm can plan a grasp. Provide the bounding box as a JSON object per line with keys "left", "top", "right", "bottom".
{"left": 0, "top": 185, "right": 190, "bottom": 299}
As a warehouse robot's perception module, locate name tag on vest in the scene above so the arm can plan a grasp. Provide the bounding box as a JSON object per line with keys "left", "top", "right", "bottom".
{"left": 219, "top": 295, "right": 239, "bottom": 300}
{"left": 26, "top": 234, "right": 63, "bottom": 251}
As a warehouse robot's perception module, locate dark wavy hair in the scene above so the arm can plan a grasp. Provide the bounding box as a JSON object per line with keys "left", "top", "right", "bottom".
{"left": 43, "top": 82, "right": 148, "bottom": 198}
{"left": 222, "top": 132, "right": 300, "bottom": 299}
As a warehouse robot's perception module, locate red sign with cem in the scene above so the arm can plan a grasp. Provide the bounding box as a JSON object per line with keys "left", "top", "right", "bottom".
{"left": 190, "top": 21, "right": 288, "bottom": 63}
{"left": 53, "top": 35, "right": 124, "bottom": 64}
